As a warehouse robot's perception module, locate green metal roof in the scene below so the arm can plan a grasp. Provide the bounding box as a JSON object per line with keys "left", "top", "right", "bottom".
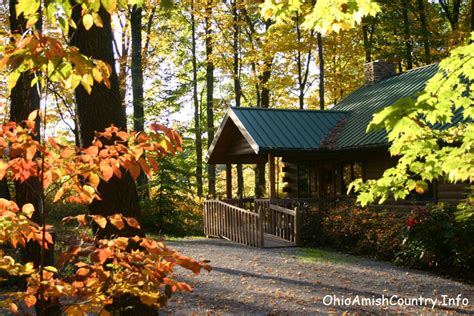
{"left": 206, "top": 63, "right": 454, "bottom": 163}
{"left": 231, "top": 107, "right": 349, "bottom": 151}
{"left": 332, "top": 64, "right": 439, "bottom": 148}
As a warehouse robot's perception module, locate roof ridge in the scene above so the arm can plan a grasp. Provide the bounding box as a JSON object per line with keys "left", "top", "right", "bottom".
{"left": 401, "top": 63, "right": 438, "bottom": 73}
{"left": 230, "top": 107, "right": 350, "bottom": 114}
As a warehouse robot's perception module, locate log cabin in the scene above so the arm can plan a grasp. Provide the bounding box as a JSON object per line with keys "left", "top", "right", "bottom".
{"left": 203, "top": 61, "right": 468, "bottom": 248}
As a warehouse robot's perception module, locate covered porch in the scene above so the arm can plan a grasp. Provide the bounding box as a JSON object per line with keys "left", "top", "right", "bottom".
{"left": 204, "top": 107, "right": 349, "bottom": 248}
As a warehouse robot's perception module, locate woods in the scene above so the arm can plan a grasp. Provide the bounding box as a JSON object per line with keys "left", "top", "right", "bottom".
{"left": 0, "top": 0, "right": 472, "bottom": 313}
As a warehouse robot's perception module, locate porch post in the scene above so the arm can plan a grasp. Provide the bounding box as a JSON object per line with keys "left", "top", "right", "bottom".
{"left": 226, "top": 163, "right": 232, "bottom": 199}
{"left": 268, "top": 153, "right": 276, "bottom": 200}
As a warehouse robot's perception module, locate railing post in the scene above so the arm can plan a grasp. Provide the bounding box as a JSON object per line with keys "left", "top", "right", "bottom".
{"left": 258, "top": 204, "right": 264, "bottom": 248}
{"left": 295, "top": 206, "right": 301, "bottom": 246}
{"left": 203, "top": 201, "right": 208, "bottom": 237}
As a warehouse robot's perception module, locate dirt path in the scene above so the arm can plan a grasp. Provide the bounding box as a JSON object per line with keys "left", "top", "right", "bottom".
{"left": 162, "top": 238, "right": 474, "bottom": 315}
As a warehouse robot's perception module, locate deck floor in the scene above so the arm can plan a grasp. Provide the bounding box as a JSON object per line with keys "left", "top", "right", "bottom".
{"left": 263, "top": 233, "right": 295, "bottom": 248}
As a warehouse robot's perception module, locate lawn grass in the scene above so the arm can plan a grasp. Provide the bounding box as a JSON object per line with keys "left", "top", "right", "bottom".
{"left": 297, "top": 247, "right": 361, "bottom": 265}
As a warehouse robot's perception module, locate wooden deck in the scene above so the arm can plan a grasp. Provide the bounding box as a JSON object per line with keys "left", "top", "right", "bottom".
{"left": 264, "top": 233, "right": 296, "bottom": 248}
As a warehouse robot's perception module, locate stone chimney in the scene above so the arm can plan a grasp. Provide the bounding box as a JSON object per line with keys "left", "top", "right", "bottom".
{"left": 364, "top": 60, "right": 397, "bottom": 86}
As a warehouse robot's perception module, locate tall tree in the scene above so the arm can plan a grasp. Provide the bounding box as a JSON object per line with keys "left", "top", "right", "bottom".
{"left": 439, "top": 0, "right": 462, "bottom": 30}
{"left": 232, "top": 0, "right": 244, "bottom": 200}
{"left": 402, "top": 0, "right": 414, "bottom": 69}
{"left": 362, "top": 18, "right": 376, "bottom": 63}
{"left": 70, "top": 6, "right": 143, "bottom": 239}
{"left": 295, "top": 11, "right": 313, "bottom": 109}
{"left": 417, "top": 0, "right": 431, "bottom": 64}
{"left": 131, "top": 5, "right": 149, "bottom": 198}
{"left": 205, "top": 1, "right": 216, "bottom": 198}
{"left": 9, "top": 0, "right": 43, "bottom": 265}
{"left": 317, "top": 32, "right": 325, "bottom": 109}
{"left": 190, "top": 0, "right": 203, "bottom": 197}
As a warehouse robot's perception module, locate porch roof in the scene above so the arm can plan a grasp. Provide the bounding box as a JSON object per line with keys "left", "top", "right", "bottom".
{"left": 206, "top": 107, "right": 349, "bottom": 164}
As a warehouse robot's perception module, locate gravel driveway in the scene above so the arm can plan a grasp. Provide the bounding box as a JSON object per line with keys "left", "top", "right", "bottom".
{"left": 162, "top": 238, "right": 474, "bottom": 315}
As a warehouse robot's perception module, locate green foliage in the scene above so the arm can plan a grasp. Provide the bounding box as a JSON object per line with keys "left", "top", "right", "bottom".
{"left": 143, "top": 139, "right": 203, "bottom": 237}
{"left": 396, "top": 203, "right": 474, "bottom": 278}
{"left": 351, "top": 35, "right": 474, "bottom": 206}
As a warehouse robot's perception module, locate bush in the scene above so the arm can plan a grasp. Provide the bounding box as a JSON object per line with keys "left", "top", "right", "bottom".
{"left": 306, "top": 202, "right": 405, "bottom": 260}
{"left": 395, "top": 203, "right": 474, "bottom": 278}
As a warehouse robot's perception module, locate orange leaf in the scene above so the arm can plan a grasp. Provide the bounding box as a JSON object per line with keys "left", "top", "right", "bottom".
{"left": 108, "top": 214, "right": 124, "bottom": 230}
{"left": 147, "top": 155, "right": 159, "bottom": 172}
{"left": 75, "top": 214, "right": 87, "bottom": 226}
{"left": 100, "top": 164, "right": 113, "bottom": 181}
{"left": 26, "top": 145, "right": 36, "bottom": 160}
{"left": 128, "top": 163, "right": 141, "bottom": 180}
{"left": 90, "top": 248, "right": 113, "bottom": 264}
{"left": 61, "top": 147, "right": 76, "bottom": 158}
{"left": 83, "top": 145, "right": 98, "bottom": 157}
{"left": 76, "top": 267, "right": 89, "bottom": 276}
{"left": 9, "top": 303, "right": 18, "bottom": 314}
{"left": 137, "top": 158, "right": 151, "bottom": 177}
{"left": 24, "top": 294, "right": 37, "bottom": 308}
{"left": 90, "top": 215, "right": 107, "bottom": 229}
{"left": 125, "top": 217, "right": 141, "bottom": 229}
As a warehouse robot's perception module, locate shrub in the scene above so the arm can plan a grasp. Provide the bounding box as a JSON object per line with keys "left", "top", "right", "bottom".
{"left": 307, "top": 202, "right": 405, "bottom": 260}
{"left": 396, "top": 203, "right": 474, "bottom": 278}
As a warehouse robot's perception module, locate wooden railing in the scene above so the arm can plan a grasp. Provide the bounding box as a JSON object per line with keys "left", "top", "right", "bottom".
{"left": 204, "top": 200, "right": 263, "bottom": 247}
{"left": 222, "top": 198, "right": 255, "bottom": 211}
{"left": 255, "top": 199, "right": 300, "bottom": 245}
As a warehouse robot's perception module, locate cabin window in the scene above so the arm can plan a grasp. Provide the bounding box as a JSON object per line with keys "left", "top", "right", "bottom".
{"left": 341, "top": 162, "right": 363, "bottom": 195}
{"left": 298, "top": 165, "right": 308, "bottom": 197}
{"left": 297, "top": 165, "right": 318, "bottom": 198}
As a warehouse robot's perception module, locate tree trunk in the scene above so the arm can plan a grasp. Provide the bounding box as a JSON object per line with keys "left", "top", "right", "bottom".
{"left": 9, "top": 3, "right": 62, "bottom": 315}
{"left": 317, "top": 32, "right": 324, "bottom": 110}
{"left": 131, "top": 5, "right": 149, "bottom": 199}
{"left": 362, "top": 21, "right": 373, "bottom": 63}
{"left": 70, "top": 6, "right": 143, "bottom": 239}
{"left": 190, "top": 1, "right": 203, "bottom": 197}
{"left": 296, "top": 11, "right": 304, "bottom": 109}
{"left": 417, "top": 0, "right": 431, "bottom": 64}
{"left": 205, "top": 1, "right": 216, "bottom": 198}
{"left": 402, "top": 0, "right": 413, "bottom": 70}
{"left": 471, "top": 0, "right": 474, "bottom": 33}
{"left": 115, "top": 16, "right": 129, "bottom": 113}
{"left": 438, "top": 0, "right": 461, "bottom": 30}
{"left": 232, "top": 0, "right": 244, "bottom": 200}
{"left": 9, "top": 0, "right": 46, "bottom": 270}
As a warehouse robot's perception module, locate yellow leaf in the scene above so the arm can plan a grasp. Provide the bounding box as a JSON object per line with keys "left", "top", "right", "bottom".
{"left": 44, "top": 266, "right": 58, "bottom": 273}
{"left": 54, "top": 187, "right": 65, "bottom": 203}
{"left": 83, "top": 14, "right": 94, "bottom": 31}
{"left": 92, "top": 67, "right": 103, "bottom": 83}
{"left": 28, "top": 110, "right": 38, "bottom": 121}
{"left": 92, "top": 12, "right": 103, "bottom": 27}
{"left": 22, "top": 203, "right": 35, "bottom": 218}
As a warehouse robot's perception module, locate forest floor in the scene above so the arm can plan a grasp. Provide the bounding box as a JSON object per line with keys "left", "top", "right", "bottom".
{"left": 162, "top": 237, "right": 474, "bottom": 315}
